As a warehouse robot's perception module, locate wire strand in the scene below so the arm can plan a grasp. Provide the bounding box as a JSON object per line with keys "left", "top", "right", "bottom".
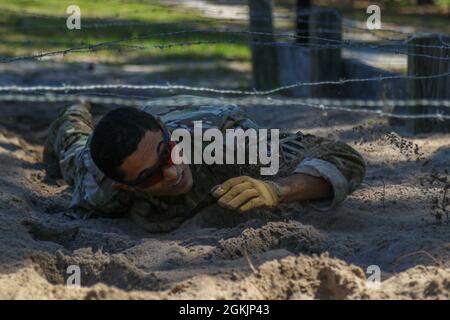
{"left": 1, "top": 93, "right": 449, "bottom": 120}
{"left": 1, "top": 71, "right": 448, "bottom": 96}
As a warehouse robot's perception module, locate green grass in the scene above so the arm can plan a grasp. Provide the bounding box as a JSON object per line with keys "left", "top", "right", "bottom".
{"left": 2, "top": 0, "right": 447, "bottom": 66}
{"left": 0, "top": 0, "right": 250, "bottom": 63}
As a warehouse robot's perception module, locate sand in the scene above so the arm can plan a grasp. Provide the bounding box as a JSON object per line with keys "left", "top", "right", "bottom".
{"left": 0, "top": 60, "right": 449, "bottom": 300}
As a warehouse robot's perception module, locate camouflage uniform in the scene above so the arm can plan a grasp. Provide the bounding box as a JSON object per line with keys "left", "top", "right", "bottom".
{"left": 44, "top": 96, "right": 365, "bottom": 232}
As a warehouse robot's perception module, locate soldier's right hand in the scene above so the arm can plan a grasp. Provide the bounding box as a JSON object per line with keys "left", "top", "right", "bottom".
{"left": 211, "top": 176, "right": 281, "bottom": 213}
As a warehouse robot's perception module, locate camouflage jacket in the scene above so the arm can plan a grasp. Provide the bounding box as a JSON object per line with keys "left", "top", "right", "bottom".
{"left": 71, "top": 96, "right": 365, "bottom": 231}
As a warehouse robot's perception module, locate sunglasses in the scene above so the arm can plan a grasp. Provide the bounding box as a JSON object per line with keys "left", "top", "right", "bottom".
{"left": 121, "top": 126, "right": 176, "bottom": 189}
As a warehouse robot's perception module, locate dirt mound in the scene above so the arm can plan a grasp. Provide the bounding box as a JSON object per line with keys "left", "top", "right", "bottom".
{"left": 3, "top": 253, "right": 449, "bottom": 300}
{"left": 0, "top": 263, "right": 158, "bottom": 300}
{"left": 227, "top": 254, "right": 367, "bottom": 300}
{"left": 366, "top": 266, "right": 450, "bottom": 299}
{"left": 228, "top": 255, "right": 450, "bottom": 300}
{"left": 1, "top": 88, "right": 450, "bottom": 300}
{"left": 214, "top": 221, "right": 326, "bottom": 259}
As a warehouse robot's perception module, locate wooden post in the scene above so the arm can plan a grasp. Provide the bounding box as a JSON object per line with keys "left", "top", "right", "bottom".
{"left": 406, "top": 35, "right": 450, "bottom": 133}
{"left": 417, "top": 0, "right": 434, "bottom": 5}
{"left": 248, "top": 0, "right": 278, "bottom": 90}
{"left": 295, "top": 0, "right": 311, "bottom": 44}
{"left": 309, "top": 8, "right": 343, "bottom": 98}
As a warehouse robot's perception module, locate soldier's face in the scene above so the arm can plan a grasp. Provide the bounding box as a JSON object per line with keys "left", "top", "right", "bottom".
{"left": 116, "top": 130, "right": 193, "bottom": 196}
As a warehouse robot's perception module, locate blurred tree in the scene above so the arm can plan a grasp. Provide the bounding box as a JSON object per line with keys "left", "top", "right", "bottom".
{"left": 296, "top": 0, "right": 311, "bottom": 44}
{"left": 417, "top": 0, "right": 434, "bottom": 4}
{"left": 248, "top": 0, "right": 278, "bottom": 90}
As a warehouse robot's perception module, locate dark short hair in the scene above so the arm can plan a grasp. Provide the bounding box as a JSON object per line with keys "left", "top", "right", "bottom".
{"left": 90, "top": 107, "right": 160, "bottom": 182}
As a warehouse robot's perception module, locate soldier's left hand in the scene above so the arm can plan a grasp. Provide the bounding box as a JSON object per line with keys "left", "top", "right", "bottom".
{"left": 211, "top": 176, "right": 281, "bottom": 213}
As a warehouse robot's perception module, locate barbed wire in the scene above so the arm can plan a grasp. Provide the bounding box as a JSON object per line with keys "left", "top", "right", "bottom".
{"left": 1, "top": 2, "right": 447, "bottom": 61}
{"left": 1, "top": 37, "right": 448, "bottom": 64}
{"left": 1, "top": 70, "right": 448, "bottom": 96}
{"left": 1, "top": 13, "right": 445, "bottom": 43}
{"left": 69, "top": 39, "right": 448, "bottom": 58}
{"left": 291, "top": 102, "right": 450, "bottom": 120}
{"left": 0, "top": 17, "right": 413, "bottom": 44}
{"left": 233, "top": 97, "right": 450, "bottom": 108}
{"left": 0, "top": 4, "right": 448, "bottom": 122}
{"left": 56, "top": 91, "right": 450, "bottom": 109}
{"left": 1, "top": 92, "right": 449, "bottom": 120}
{"left": 1, "top": 5, "right": 447, "bottom": 42}
{"left": 73, "top": 40, "right": 450, "bottom": 62}
{"left": 1, "top": 26, "right": 448, "bottom": 49}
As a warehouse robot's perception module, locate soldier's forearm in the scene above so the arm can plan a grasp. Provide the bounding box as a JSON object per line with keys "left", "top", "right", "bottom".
{"left": 276, "top": 173, "right": 333, "bottom": 203}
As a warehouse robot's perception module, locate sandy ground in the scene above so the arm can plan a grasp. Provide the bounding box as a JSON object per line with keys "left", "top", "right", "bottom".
{"left": 0, "top": 58, "right": 449, "bottom": 300}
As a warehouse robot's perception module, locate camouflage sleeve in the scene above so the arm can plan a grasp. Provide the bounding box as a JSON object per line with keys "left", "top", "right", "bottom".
{"left": 70, "top": 141, "right": 135, "bottom": 216}
{"left": 43, "top": 102, "right": 135, "bottom": 216}
{"left": 280, "top": 132, "right": 366, "bottom": 210}
{"left": 212, "top": 104, "right": 366, "bottom": 209}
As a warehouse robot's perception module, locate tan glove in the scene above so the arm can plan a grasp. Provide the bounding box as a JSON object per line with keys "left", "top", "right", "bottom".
{"left": 211, "top": 176, "right": 282, "bottom": 213}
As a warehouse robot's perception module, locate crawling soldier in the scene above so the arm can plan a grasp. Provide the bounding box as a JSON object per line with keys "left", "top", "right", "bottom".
{"left": 44, "top": 96, "right": 365, "bottom": 232}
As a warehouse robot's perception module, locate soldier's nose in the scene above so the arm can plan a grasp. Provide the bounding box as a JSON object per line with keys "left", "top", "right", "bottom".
{"left": 162, "top": 165, "right": 178, "bottom": 181}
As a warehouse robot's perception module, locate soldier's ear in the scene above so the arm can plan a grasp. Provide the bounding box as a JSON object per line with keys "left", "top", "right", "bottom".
{"left": 155, "top": 116, "right": 164, "bottom": 127}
